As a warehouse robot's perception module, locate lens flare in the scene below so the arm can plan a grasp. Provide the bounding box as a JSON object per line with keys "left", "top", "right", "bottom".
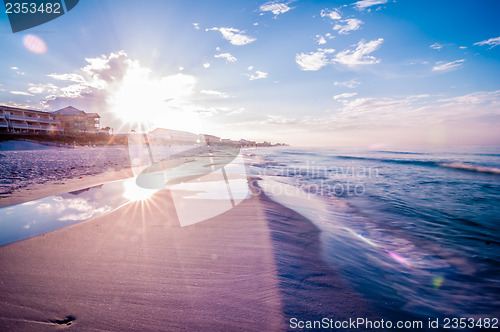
{"left": 433, "top": 276, "right": 444, "bottom": 289}
{"left": 23, "top": 35, "right": 47, "bottom": 54}
{"left": 387, "top": 251, "right": 410, "bottom": 267}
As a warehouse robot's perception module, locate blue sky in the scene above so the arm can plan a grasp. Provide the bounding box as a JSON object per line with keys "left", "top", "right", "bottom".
{"left": 1, "top": 0, "right": 499, "bottom": 147}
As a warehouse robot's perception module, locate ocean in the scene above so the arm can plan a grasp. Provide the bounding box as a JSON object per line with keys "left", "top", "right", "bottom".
{"left": 247, "top": 146, "right": 500, "bottom": 320}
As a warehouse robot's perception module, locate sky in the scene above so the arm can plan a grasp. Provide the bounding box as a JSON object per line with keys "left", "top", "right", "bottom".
{"left": 0, "top": 0, "right": 499, "bottom": 147}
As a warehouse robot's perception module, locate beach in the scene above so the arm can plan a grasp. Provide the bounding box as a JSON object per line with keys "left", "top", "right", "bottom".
{"left": 0, "top": 142, "right": 133, "bottom": 207}
{"left": 0, "top": 144, "right": 382, "bottom": 331}
{"left": 2, "top": 143, "right": 498, "bottom": 330}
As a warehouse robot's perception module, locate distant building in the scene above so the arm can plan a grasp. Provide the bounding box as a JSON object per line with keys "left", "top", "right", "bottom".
{"left": 0, "top": 105, "right": 62, "bottom": 133}
{"left": 203, "top": 134, "right": 221, "bottom": 145}
{"left": 238, "top": 139, "right": 257, "bottom": 147}
{"left": 51, "top": 106, "right": 100, "bottom": 134}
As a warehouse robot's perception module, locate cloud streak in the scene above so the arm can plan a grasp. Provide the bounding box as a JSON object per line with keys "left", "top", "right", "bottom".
{"left": 474, "top": 36, "right": 500, "bottom": 49}
{"left": 214, "top": 53, "right": 237, "bottom": 62}
{"left": 334, "top": 92, "right": 358, "bottom": 100}
{"left": 200, "top": 90, "right": 230, "bottom": 98}
{"left": 206, "top": 27, "right": 256, "bottom": 46}
{"left": 353, "top": 0, "right": 388, "bottom": 10}
{"left": 430, "top": 43, "right": 443, "bottom": 50}
{"left": 334, "top": 79, "right": 361, "bottom": 88}
{"left": 432, "top": 59, "right": 465, "bottom": 72}
{"left": 10, "top": 91, "right": 33, "bottom": 96}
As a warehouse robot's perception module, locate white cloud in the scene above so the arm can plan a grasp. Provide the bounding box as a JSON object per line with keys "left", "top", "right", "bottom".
{"left": 474, "top": 36, "right": 500, "bottom": 49}
{"left": 334, "top": 38, "right": 384, "bottom": 66}
{"left": 259, "top": 1, "right": 293, "bottom": 16}
{"left": 432, "top": 59, "right": 465, "bottom": 72}
{"left": 247, "top": 70, "right": 268, "bottom": 80}
{"left": 48, "top": 73, "right": 86, "bottom": 83}
{"left": 247, "top": 66, "right": 254, "bottom": 71}
{"left": 296, "top": 48, "right": 335, "bottom": 71}
{"left": 206, "top": 27, "right": 256, "bottom": 46}
{"left": 200, "top": 90, "right": 230, "bottom": 98}
{"left": 334, "top": 18, "right": 363, "bottom": 35}
{"left": 60, "top": 84, "right": 87, "bottom": 98}
{"left": 28, "top": 83, "right": 58, "bottom": 94}
{"left": 334, "top": 79, "right": 361, "bottom": 88}
{"left": 334, "top": 92, "right": 358, "bottom": 100}
{"left": 297, "top": 39, "right": 383, "bottom": 71}
{"left": 353, "top": 0, "right": 388, "bottom": 10}
{"left": 316, "top": 35, "right": 326, "bottom": 45}
{"left": 214, "top": 52, "right": 237, "bottom": 62}
{"left": 10, "top": 91, "right": 33, "bottom": 96}
{"left": 315, "top": 33, "right": 334, "bottom": 45}
{"left": 193, "top": 23, "right": 200, "bottom": 30}
{"left": 430, "top": 43, "right": 443, "bottom": 50}
{"left": 320, "top": 8, "right": 341, "bottom": 20}
{"left": 438, "top": 90, "right": 500, "bottom": 105}
{"left": 10, "top": 67, "right": 25, "bottom": 75}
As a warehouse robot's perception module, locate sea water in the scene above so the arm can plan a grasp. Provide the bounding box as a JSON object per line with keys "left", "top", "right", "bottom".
{"left": 247, "top": 146, "right": 500, "bottom": 320}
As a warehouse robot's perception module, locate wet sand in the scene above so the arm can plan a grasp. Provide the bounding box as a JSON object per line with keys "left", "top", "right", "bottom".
{"left": 0, "top": 178, "right": 381, "bottom": 331}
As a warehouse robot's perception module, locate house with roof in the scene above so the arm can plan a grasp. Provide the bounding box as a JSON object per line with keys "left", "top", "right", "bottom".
{"left": 51, "top": 106, "right": 100, "bottom": 134}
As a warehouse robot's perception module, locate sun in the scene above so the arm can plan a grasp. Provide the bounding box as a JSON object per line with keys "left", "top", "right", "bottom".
{"left": 122, "top": 177, "right": 158, "bottom": 202}
{"left": 108, "top": 62, "right": 204, "bottom": 133}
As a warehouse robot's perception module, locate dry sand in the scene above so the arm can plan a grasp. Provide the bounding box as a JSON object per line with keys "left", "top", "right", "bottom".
{"left": 0, "top": 177, "right": 382, "bottom": 331}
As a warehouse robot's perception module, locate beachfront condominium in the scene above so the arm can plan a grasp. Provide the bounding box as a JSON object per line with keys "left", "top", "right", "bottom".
{"left": 51, "top": 106, "right": 100, "bottom": 135}
{"left": 0, "top": 105, "right": 100, "bottom": 135}
{"left": 0, "top": 105, "right": 63, "bottom": 134}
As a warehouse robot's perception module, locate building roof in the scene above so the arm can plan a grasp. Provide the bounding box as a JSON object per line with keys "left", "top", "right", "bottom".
{"left": 52, "top": 106, "right": 86, "bottom": 116}
{"left": 86, "top": 113, "right": 101, "bottom": 118}
{"left": 0, "top": 105, "right": 48, "bottom": 114}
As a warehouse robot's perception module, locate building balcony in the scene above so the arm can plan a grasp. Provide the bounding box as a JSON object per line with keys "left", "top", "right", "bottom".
{"left": 10, "top": 122, "right": 29, "bottom": 130}
{"left": 8, "top": 115, "right": 25, "bottom": 121}
{"left": 0, "top": 121, "right": 8, "bottom": 128}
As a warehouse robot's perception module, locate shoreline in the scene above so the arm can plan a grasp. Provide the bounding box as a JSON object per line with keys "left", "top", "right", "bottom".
{"left": 257, "top": 181, "right": 383, "bottom": 330}
{"left": 0, "top": 175, "right": 382, "bottom": 330}
{"left": 0, "top": 167, "right": 133, "bottom": 208}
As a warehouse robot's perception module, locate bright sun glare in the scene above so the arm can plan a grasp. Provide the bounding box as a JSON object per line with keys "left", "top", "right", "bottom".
{"left": 109, "top": 63, "right": 204, "bottom": 133}
{"left": 122, "top": 177, "right": 158, "bottom": 201}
